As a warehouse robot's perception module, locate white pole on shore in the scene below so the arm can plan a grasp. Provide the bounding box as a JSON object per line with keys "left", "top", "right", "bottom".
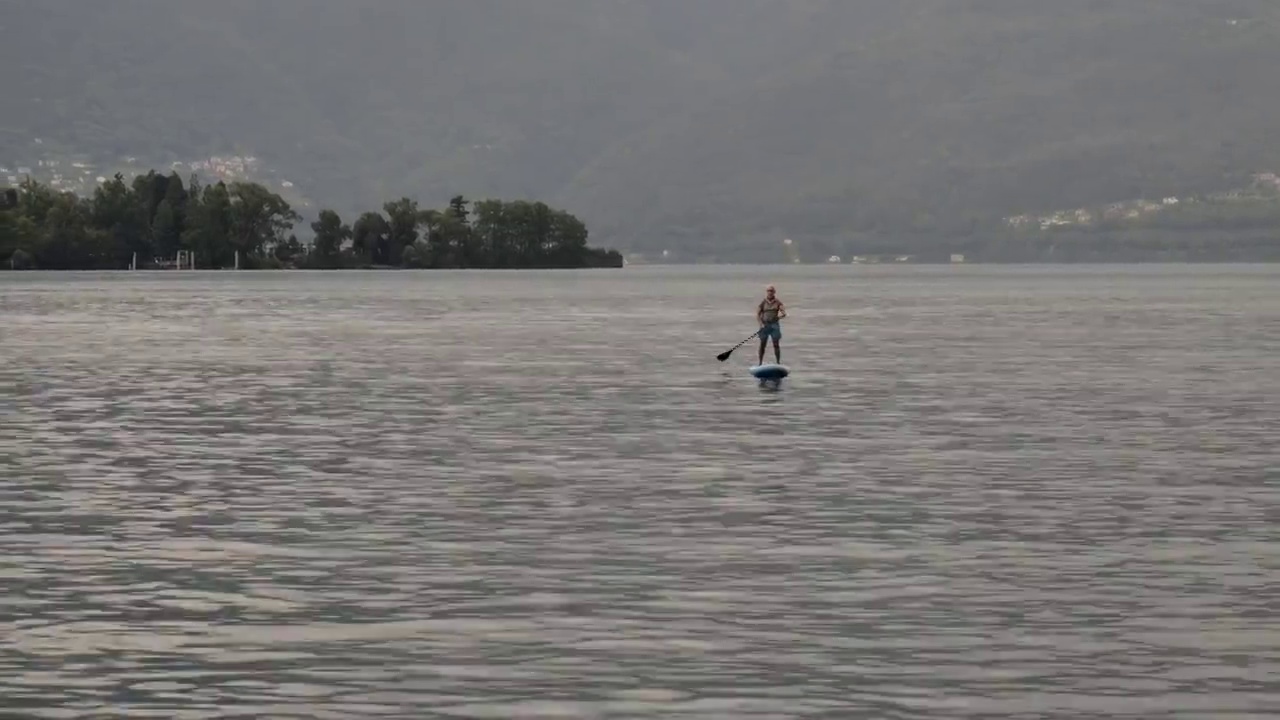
{"left": 130, "top": 251, "right": 136, "bottom": 271}
{"left": 235, "top": 250, "right": 239, "bottom": 270}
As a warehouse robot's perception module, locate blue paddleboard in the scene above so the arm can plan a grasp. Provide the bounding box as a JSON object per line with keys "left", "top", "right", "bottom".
{"left": 749, "top": 363, "right": 790, "bottom": 380}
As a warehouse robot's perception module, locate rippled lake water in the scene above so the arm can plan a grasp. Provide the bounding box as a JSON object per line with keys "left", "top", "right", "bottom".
{"left": 1, "top": 265, "right": 1278, "bottom": 719}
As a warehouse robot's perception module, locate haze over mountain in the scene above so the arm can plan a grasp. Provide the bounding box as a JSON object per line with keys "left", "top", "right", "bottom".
{"left": 4, "top": 0, "right": 1280, "bottom": 260}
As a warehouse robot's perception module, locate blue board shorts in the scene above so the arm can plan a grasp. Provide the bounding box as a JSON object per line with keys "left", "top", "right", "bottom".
{"left": 758, "top": 322, "right": 781, "bottom": 341}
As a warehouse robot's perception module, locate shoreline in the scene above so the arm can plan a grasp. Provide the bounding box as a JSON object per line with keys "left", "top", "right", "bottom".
{"left": 6, "top": 260, "right": 1280, "bottom": 274}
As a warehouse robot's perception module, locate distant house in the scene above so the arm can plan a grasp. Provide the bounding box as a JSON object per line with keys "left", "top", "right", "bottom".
{"left": 1040, "top": 212, "right": 1072, "bottom": 229}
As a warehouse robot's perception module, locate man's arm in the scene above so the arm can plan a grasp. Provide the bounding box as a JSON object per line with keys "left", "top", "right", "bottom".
{"left": 777, "top": 301, "right": 787, "bottom": 319}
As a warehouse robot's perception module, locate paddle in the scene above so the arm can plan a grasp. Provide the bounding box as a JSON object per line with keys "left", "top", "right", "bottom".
{"left": 717, "top": 327, "right": 765, "bottom": 362}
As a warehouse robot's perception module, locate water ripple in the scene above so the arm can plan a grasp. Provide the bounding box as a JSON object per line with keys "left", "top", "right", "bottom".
{"left": 1, "top": 266, "right": 1277, "bottom": 718}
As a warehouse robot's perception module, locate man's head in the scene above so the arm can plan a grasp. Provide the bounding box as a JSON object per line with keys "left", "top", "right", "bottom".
{"left": 765, "top": 284, "right": 776, "bottom": 298}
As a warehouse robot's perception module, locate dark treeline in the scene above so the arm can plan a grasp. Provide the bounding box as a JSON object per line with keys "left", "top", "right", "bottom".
{"left": 0, "top": 171, "right": 623, "bottom": 270}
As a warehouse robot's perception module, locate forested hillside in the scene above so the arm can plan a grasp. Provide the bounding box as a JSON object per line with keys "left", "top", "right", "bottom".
{"left": 4, "top": 0, "right": 1280, "bottom": 260}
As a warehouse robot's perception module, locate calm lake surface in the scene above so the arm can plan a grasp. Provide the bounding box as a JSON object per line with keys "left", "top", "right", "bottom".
{"left": 1, "top": 265, "right": 1277, "bottom": 719}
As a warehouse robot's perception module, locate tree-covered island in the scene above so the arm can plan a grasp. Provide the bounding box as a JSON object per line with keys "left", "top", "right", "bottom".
{"left": 0, "top": 171, "right": 624, "bottom": 270}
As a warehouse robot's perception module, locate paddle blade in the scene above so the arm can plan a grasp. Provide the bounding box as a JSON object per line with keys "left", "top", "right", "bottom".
{"left": 716, "top": 349, "right": 733, "bottom": 362}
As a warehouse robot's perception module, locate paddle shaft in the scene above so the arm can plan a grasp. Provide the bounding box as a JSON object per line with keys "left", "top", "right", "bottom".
{"left": 717, "top": 319, "right": 781, "bottom": 362}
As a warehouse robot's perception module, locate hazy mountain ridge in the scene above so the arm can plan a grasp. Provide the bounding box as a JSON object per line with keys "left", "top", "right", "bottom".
{"left": 569, "top": 0, "right": 1280, "bottom": 255}
{"left": 4, "top": 0, "right": 1280, "bottom": 259}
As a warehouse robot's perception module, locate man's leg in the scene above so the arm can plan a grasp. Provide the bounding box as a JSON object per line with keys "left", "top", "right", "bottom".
{"left": 757, "top": 333, "right": 767, "bottom": 365}
{"left": 773, "top": 338, "right": 781, "bottom": 364}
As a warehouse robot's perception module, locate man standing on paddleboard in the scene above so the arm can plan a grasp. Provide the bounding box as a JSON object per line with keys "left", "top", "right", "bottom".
{"left": 757, "top": 284, "right": 787, "bottom": 365}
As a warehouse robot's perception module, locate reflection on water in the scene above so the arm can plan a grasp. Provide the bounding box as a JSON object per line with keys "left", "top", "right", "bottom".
{"left": 1, "top": 266, "right": 1278, "bottom": 718}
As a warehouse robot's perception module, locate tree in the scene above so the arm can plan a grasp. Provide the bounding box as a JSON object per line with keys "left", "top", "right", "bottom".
{"left": 429, "top": 212, "right": 472, "bottom": 268}
{"left": 524, "top": 201, "right": 553, "bottom": 265}
{"left": 447, "top": 195, "right": 470, "bottom": 225}
{"left": 16, "top": 177, "right": 59, "bottom": 227}
{"left": 445, "top": 195, "right": 479, "bottom": 265}
{"left": 400, "top": 241, "right": 429, "bottom": 268}
{"left": 274, "top": 234, "right": 304, "bottom": 265}
{"left": 36, "top": 193, "right": 95, "bottom": 269}
{"left": 351, "top": 211, "right": 390, "bottom": 265}
{"left": 89, "top": 173, "right": 146, "bottom": 264}
{"left": 548, "top": 208, "right": 589, "bottom": 264}
{"left": 228, "top": 181, "right": 299, "bottom": 260}
{"left": 419, "top": 208, "right": 447, "bottom": 266}
{"left": 151, "top": 172, "right": 189, "bottom": 259}
{"left": 182, "top": 181, "right": 234, "bottom": 267}
{"left": 382, "top": 197, "right": 420, "bottom": 266}
{"left": 309, "top": 209, "right": 352, "bottom": 267}
{"left": 2, "top": 182, "right": 38, "bottom": 266}
{"left": 471, "top": 199, "right": 511, "bottom": 267}
{"left": 151, "top": 200, "right": 182, "bottom": 259}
